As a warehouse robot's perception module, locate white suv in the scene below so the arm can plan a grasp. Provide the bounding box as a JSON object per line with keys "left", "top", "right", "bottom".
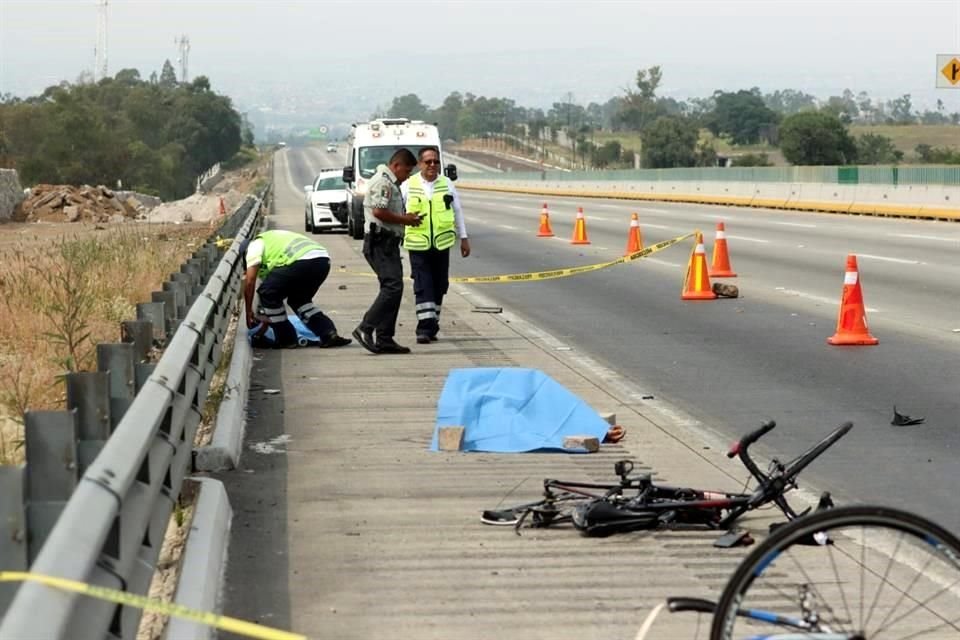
{"left": 304, "top": 169, "right": 348, "bottom": 233}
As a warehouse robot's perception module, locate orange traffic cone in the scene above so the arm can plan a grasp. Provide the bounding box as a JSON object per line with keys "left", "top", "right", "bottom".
{"left": 681, "top": 232, "right": 717, "bottom": 300}
{"left": 827, "top": 254, "right": 878, "bottom": 345}
{"left": 537, "top": 202, "right": 554, "bottom": 237}
{"left": 708, "top": 221, "right": 737, "bottom": 277}
{"left": 571, "top": 207, "right": 590, "bottom": 245}
{"left": 218, "top": 196, "right": 226, "bottom": 217}
{"left": 624, "top": 212, "right": 643, "bottom": 255}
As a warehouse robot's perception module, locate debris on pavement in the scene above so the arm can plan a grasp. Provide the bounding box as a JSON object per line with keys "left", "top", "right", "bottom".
{"left": 891, "top": 405, "right": 925, "bottom": 426}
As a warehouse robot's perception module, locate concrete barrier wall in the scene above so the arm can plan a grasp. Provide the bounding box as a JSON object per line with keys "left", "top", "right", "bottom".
{"left": 458, "top": 177, "right": 960, "bottom": 221}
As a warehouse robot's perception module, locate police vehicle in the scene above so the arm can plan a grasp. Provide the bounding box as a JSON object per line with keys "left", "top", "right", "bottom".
{"left": 341, "top": 118, "right": 457, "bottom": 240}
{"left": 304, "top": 168, "right": 349, "bottom": 233}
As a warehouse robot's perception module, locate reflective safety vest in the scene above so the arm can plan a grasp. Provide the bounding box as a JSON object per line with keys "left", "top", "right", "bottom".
{"left": 403, "top": 174, "right": 457, "bottom": 251}
{"left": 257, "top": 230, "right": 326, "bottom": 279}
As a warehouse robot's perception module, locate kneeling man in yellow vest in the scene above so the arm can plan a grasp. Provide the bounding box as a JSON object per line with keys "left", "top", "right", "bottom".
{"left": 241, "top": 229, "right": 351, "bottom": 348}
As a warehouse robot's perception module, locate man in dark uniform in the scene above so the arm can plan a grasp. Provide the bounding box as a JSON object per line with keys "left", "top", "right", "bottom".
{"left": 352, "top": 148, "right": 422, "bottom": 354}
{"left": 241, "top": 229, "right": 351, "bottom": 348}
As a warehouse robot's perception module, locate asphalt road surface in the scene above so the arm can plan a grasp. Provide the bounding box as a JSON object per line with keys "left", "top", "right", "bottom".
{"left": 285, "top": 144, "right": 960, "bottom": 532}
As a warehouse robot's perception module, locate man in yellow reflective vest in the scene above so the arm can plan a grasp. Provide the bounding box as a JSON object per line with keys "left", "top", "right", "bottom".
{"left": 241, "top": 229, "right": 351, "bottom": 348}
{"left": 401, "top": 147, "right": 470, "bottom": 343}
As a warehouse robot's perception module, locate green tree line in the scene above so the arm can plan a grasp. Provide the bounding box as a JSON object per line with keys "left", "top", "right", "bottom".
{"left": 0, "top": 61, "right": 251, "bottom": 199}
{"left": 380, "top": 67, "right": 959, "bottom": 169}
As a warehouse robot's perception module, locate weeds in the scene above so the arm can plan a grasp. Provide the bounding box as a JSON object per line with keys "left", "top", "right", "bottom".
{"left": 0, "top": 224, "right": 209, "bottom": 464}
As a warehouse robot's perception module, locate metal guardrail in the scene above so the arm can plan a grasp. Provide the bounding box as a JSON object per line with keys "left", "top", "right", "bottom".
{"left": 0, "top": 184, "right": 270, "bottom": 639}
{"left": 470, "top": 164, "right": 960, "bottom": 187}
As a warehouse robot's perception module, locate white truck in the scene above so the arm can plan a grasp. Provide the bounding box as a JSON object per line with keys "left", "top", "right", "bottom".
{"left": 341, "top": 118, "right": 457, "bottom": 239}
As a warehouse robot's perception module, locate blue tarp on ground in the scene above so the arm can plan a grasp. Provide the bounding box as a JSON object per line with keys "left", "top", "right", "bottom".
{"left": 429, "top": 367, "right": 610, "bottom": 453}
{"left": 247, "top": 315, "right": 320, "bottom": 347}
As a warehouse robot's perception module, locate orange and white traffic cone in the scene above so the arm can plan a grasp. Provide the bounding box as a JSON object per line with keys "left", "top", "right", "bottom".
{"left": 537, "top": 202, "right": 554, "bottom": 237}
{"left": 708, "top": 221, "right": 737, "bottom": 277}
{"left": 827, "top": 254, "right": 878, "bottom": 345}
{"left": 624, "top": 212, "right": 643, "bottom": 255}
{"left": 681, "top": 232, "right": 717, "bottom": 300}
{"left": 571, "top": 207, "right": 590, "bottom": 245}
{"left": 218, "top": 196, "right": 226, "bottom": 217}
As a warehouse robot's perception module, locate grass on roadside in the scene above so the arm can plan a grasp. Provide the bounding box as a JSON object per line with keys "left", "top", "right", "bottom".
{"left": 0, "top": 224, "right": 211, "bottom": 465}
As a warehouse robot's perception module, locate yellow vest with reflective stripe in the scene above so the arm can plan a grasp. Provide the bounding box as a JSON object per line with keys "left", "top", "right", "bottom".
{"left": 257, "top": 230, "right": 325, "bottom": 279}
{"left": 403, "top": 174, "right": 457, "bottom": 251}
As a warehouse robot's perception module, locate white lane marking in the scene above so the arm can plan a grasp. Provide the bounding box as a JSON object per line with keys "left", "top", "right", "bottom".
{"left": 641, "top": 208, "right": 671, "bottom": 214}
{"left": 586, "top": 215, "right": 609, "bottom": 222}
{"left": 701, "top": 213, "right": 739, "bottom": 221}
{"left": 889, "top": 233, "right": 959, "bottom": 243}
{"left": 774, "top": 287, "right": 879, "bottom": 312}
{"left": 772, "top": 221, "right": 817, "bottom": 228}
{"left": 643, "top": 257, "right": 683, "bottom": 268}
{"left": 596, "top": 246, "right": 609, "bottom": 251}
{"left": 498, "top": 224, "right": 518, "bottom": 231}
{"left": 638, "top": 223, "right": 675, "bottom": 230}
{"left": 726, "top": 235, "right": 769, "bottom": 243}
{"left": 504, "top": 204, "right": 531, "bottom": 211}
{"left": 857, "top": 253, "right": 920, "bottom": 265}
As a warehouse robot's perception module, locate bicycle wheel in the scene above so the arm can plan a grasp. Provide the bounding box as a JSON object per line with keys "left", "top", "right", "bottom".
{"left": 711, "top": 505, "right": 960, "bottom": 640}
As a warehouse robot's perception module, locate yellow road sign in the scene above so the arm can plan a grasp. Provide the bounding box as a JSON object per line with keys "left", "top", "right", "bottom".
{"left": 937, "top": 54, "right": 960, "bottom": 88}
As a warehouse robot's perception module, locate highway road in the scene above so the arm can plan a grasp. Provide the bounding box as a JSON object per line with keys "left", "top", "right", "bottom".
{"left": 286, "top": 145, "right": 960, "bottom": 532}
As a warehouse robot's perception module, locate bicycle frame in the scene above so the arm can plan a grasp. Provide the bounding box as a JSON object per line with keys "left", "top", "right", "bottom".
{"left": 493, "top": 420, "right": 853, "bottom": 535}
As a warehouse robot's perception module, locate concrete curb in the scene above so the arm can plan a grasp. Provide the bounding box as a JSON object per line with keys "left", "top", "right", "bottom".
{"left": 458, "top": 181, "right": 960, "bottom": 222}
{"left": 194, "top": 302, "right": 252, "bottom": 472}
{"left": 164, "top": 477, "right": 233, "bottom": 640}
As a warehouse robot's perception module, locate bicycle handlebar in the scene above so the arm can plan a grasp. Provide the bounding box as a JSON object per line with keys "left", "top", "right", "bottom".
{"left": 727, "top": 420, "right": 776, "bottom": 459}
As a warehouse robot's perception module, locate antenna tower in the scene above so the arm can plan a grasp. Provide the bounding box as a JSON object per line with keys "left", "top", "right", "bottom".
{"left": 94, "top": 0, "right": 109, "bottom": 80}
{"left": 175, "top": 35, "right": 191, "bottom": 83}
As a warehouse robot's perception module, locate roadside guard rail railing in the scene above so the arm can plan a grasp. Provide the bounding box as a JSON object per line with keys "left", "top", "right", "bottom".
{"left": 472, "top": 164, "right": 960, "bottom": 186}
{"left": 0, "top": 182, "right": 270, "bottom": 639}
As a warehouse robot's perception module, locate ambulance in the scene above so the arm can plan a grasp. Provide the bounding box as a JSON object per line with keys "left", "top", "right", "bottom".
{"left": 341, "top": 118, "right": 457, "bottom": 239}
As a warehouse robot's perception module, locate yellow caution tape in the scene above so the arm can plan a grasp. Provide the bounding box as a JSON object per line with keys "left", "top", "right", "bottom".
{"left": 449, "top": 232, "right": 693, "bottom": 283}
{"left": 0, "top": 571, "right": 307, "bottom": 640}
{"left": 336, "top": 232, "right": 694, "bottom": 284}
{"left": 214, "top": 236, "right": 234, "bottom": 249}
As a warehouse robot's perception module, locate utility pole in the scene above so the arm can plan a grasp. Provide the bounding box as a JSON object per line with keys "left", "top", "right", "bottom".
{"left": 94, "top": 0, "right": 109, "bottom": 81}
{"left": 175, "top": 35, "right": 191, "bottom": 83}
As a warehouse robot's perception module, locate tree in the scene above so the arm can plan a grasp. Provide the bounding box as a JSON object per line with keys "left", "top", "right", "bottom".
{"left": 732, "top": 152, "right": 773, "bottom": 167}
{"left": 856, "top": 133, "right": 902, "bottom": 164}
{"left": 114, "top": 68, "right": 141, "bottom": 85}
{"left": 641, "top": 116, "right": 698, "bottom": 168}
{"left": 779, "top": 111, "right": 857, "bottom": 165}
{"left": 387, "top": 93, "right": 429, "bottom": 121}
{"left": 432, "top": 92, "right": 463, "bottom": 140}
{"left": 707, "top": 89, "right": 780, "bottom": 144}
{"left": 887, "top": 94, "right": 914, "bottom": 124}
{"left": 764, "top": 89, "right": 817, "bottom": 115}
{"left": 617, "top": 65, "right": 664, "bottom": 131}
{"left": 822, "top": 90, "right": 858, "bottom": 124}
{"left": 159, "top": 59, "right": 177, "bottom": 88}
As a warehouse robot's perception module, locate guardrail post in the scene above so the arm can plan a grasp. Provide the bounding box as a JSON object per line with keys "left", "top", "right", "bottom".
{"left": 0, "top": 465, "right": 26, "bottom": 614}
{"left": 121, "top": 320, "right": 153, "bottom": 363}
{"left": 97, "top": 343, "right": 136, "bottom": 428}
{"left": 65, "top": 372, "right": 111, "bottom": 473}
{"left": 162, "top": 280, "right": 187, "bottom": 320}
{"left": 150, "top": 291, "right": 177, "bottom": 336}
{"left": 23, "top": 410, "right": 78, "bottom": 562}
{"left": 136, "top": 301, "right": 167, "bottom": 344}
{"left": 171, "top": 273, "right": 195, "bottom": 307}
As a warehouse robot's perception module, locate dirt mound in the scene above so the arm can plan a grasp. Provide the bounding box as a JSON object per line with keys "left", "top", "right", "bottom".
{"left": 16, "top": 184, "right": 151, "bottom": 223}
{"left": 145, "top": 189, "right": 248, "bottom": 224}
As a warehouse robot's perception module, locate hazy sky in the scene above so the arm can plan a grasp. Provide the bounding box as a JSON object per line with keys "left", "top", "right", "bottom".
{"left": 3, "top": 0, "right": 960, "bottom": 112}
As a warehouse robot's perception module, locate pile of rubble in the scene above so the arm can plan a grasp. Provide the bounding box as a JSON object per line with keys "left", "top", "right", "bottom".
{"left": 16, "top": 184, "right": 158, "bottom": 223}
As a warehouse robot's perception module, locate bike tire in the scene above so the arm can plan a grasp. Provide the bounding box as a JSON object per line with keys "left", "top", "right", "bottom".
{"left": 711, "top": 505, "right": 960, "bottom": 640}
